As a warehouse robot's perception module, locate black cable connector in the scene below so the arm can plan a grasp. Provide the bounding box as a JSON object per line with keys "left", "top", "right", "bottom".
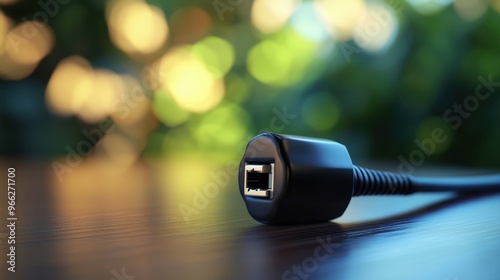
{"left": 238, "top": 132, "right": 500, "bottom": 225}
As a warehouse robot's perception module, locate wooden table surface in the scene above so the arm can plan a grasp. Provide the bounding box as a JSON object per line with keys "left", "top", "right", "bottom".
{"left": 1, "top": 159, "right": 499, "bottom": 280}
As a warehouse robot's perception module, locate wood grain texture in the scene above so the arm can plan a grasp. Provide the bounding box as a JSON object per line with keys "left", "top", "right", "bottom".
{"left": 1, "top": 160, "right": 499, "bottom": 280}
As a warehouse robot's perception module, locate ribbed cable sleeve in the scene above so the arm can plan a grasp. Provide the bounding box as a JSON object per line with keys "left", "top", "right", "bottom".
{"left": 352, "top": 166, "right": 414, "bottom": 196}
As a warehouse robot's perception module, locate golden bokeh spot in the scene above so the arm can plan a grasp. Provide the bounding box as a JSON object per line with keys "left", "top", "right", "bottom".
{"left": 0, "top": 11, "right": 13, "bottom": 54}
{"left": 46, "top": 56, "right": 94, "bottom": 116}
{"left": 107, "top": 0, "right": 169, "bottom": 58}
{"left": 77, "top": 69, "right": 122, "bottom": 123}
{"left": 314, "top": 0, "right": 366, "bottom": 41}
{"left": 0, "top": 21, "right": 54, "bottom": 80}
{"left": 156, "top": 47, "right": 224, "bottom": 113}
{"left": 5, "top": 21, "right": 54, "bottom": 65}
{"left": 251, "top": 0, "right": 300, "bottom": 33}
{"left": 111, "top": 75, "right": 152, "bottom": 127}
{"left": 46, "top": 56, "right": 135, "bottom": 123}
{"left": 352, "top": 2, "right": 399, "bottom": 52}
{"left": 0, "top": 52, "right": 38, "bottom": 80}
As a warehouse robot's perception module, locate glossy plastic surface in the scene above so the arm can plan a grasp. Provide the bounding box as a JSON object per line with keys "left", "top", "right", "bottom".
{"left": 239, "top": 133, "right": 354, "bottom": 224}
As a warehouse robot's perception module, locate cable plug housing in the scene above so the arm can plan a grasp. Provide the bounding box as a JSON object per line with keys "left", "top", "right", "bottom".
{"left": 239, "top": 132, "right": 500, "bottom": 225}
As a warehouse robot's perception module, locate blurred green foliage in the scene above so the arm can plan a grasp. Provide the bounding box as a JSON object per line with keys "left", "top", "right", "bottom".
{"left": 0, "top": 0, "right": 499, "bottom": 170}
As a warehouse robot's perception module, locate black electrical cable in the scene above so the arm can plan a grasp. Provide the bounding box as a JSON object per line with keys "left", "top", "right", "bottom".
{"left": 413, "top": 174, "right": 500, "bottom": 193}
{"left": 239, "top": 132, "right": 500, "bottom": 225}
{"left": 352, "top": 166, "right": 500, "bottom": 196}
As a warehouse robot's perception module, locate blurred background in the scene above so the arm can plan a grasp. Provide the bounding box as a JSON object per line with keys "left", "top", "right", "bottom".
{"left": 2, "top": 2, "right": 500, "bottom": 278}
{"left": 0, "top": 0, "right": 500, "bottom": 182}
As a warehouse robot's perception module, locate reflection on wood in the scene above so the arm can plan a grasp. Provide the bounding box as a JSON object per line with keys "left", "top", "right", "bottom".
{"left": 1, "top": 161, "right": 499, "bottom": 280}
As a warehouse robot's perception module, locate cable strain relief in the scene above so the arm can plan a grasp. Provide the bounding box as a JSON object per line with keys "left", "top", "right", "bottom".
{"left": 353, "top": 166, "right": 414, "bottom": 196}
